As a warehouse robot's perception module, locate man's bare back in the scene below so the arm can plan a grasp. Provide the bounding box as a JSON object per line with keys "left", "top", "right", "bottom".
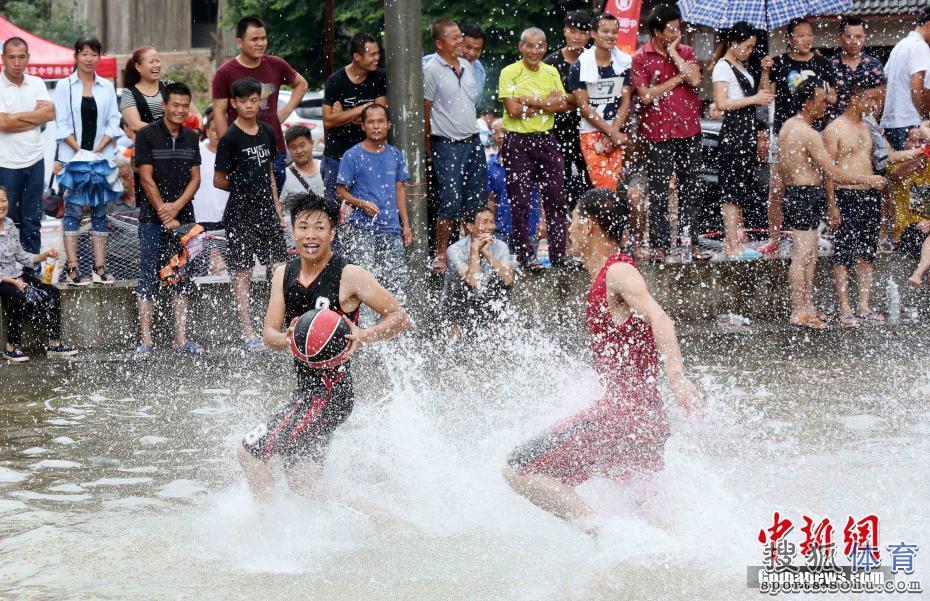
{"left": 823, "top": 115, "right": 872, "bottom": 189}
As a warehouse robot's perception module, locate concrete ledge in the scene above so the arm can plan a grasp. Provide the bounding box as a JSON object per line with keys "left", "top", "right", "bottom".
{"left": 1, "top": 254, "right": 927, "bottom": 351}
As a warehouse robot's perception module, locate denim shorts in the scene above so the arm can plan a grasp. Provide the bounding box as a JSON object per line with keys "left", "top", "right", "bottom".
{"left": 431, "top": 137, "right": 488, "bottom": 220}
{"left": 341, "top": 225, "right": 409, "bottom": 304}
{"left": 63, "top": 200, "right": 108, "bottom": 234}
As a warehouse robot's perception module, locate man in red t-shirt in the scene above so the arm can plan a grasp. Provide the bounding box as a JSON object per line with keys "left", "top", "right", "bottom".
{"left": 631, "top": 4, "right": 703, "bottom": 257}
{"left": 212, "top": 16, "right": 308, "bottom": 192}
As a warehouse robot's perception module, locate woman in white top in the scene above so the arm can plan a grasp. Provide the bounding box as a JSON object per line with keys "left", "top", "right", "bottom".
{"left": 53, "top": 37, "right": 122, "bottom": 286}
{"left": 192, "top": 113, "right": 229, "bottom": 228}
{"left": 281, "top": 125, "right": 324, "bottom": 204}
{"left": 711, "top": 22, "right": 774, "bottom": 259}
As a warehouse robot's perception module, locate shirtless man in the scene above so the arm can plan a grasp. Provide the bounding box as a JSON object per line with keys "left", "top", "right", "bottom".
{"left": 824, "top": 80, "right": 921, "bottom": 325}
{"left": 773, "top": 77, "right": 886, "bottom": 329}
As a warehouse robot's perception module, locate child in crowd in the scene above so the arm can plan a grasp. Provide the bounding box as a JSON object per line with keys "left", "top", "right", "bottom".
{"left": 214, "top": 77, "right": 287, "bottom": 353}
{"left": 281, "top": 125, "right": 324, "bottom": 204}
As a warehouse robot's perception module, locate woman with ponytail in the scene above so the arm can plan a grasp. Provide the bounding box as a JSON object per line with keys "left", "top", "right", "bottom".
{"left": 711, "top": 22, "right": 773, "bottom": 259}
{"left": 119, "top": 46, "right": 174, "bottom": 133}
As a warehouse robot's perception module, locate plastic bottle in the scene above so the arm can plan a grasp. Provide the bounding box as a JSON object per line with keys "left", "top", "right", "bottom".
{"left": 679, "top": 226, "right": 692, "bottom": 263}
{"left": 887, "top": 278, "right": 901, "bottom": 325}
{"left": 40, "top": 256, "right": 56, "bottom": 285}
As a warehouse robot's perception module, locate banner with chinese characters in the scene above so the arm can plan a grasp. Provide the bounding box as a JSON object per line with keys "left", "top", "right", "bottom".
{"left": 604, "top": 0, "right": 643, "bottom": 54}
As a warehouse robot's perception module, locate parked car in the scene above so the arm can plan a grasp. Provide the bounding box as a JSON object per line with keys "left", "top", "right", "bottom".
{"left": 278, "top": 89, "right": 324, "bottom": 157}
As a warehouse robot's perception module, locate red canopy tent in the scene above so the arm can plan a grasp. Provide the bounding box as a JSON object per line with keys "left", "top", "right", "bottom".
{"left": 0, "top": 15, "right": 117, "bottom": 79}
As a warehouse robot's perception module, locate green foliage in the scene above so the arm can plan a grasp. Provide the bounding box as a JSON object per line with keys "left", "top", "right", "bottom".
{"left": 165, "top": 64, "right": 209, "bottom": 98}
{"left": 2, "top": 0, "right": 91, "bottom": 47}
{"left": 225, "top": 0, "right": 592, "bottom": 91}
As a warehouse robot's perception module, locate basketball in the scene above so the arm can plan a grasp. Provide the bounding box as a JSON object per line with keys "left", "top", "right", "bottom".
{"left": 289, "top": 308, "right": 353, "bottom": 369}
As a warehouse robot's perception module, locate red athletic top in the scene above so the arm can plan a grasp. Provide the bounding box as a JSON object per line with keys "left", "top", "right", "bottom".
{"left": 586, "top": 253, "right": 662, "bottom": 414}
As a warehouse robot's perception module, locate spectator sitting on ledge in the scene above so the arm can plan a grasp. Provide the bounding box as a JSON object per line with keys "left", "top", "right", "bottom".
{"left": 0, "top": 186, "right": 77, "bottom": 362}
{"left": 443, "top": 205, "right": 514, "bottom": 329}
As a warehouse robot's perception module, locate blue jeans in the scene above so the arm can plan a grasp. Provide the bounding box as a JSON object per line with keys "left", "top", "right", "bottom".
{"left": 884, "top": 127, "right": 912, "bottom": 151}
{"left": 431, "top": 137, "right": 487, "bottom": 220}
{"left": 321, "top": 156, "right": 340, "bottom": 201}
{"left": 63, "top": 200, "right": 108, "bottom": 234}
{"left": 137, "top": 221, "right": 192, "bottom": 300}
{"left": 0, "top": 160, "right": 44, "bottom": 253}
{"left": 273, "top": 152, "right": 287, "bottom": 194}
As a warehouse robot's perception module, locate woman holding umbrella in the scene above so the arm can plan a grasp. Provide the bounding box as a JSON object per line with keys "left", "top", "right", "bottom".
{"left": 53, "top": 37, "right": 122, "bottom": 286}
{"left": 711, "top": 22, "right": 773, "bottom": 259}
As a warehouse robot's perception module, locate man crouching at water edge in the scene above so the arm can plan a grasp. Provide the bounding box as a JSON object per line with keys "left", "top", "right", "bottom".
{"left": 237, "top": 192, "right": 409, "bottom": 503}
{"left": 773, "top": 76, "right": 885, "bottom": 330}
{"left": 503, "top": 188, "right": 703, "bottom": 535}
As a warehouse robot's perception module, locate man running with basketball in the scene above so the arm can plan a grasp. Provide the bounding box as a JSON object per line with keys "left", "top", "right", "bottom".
{"left": 503, "top": 188, "right": 703, "bottom": 533}
{"left": 237, "top": 192, "right": 409, "bottom": 502}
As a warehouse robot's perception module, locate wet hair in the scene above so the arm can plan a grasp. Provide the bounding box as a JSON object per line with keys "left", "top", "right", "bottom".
{"left": 0, "top": 184, "right": 7, "bottom": 197}
{"left": 349, "top": 32, "right": 377, "bottom": 58}
{"left": 285, "top": 124, "right": 313, "bottom": 145}
{"left": 460, "top": 23, "right": 485, "bottom": 41}
{"left": 840, "top": 15, "right": 864, "bottom": 33}
{"left": 793, "top": 76, "right": 824, "bottom": 112}
{"left": 230, "top": 77, "right": 262, "bottom": 99}
{"left": 74, "top": 37, "right": 103, "bottom": 55}
{"left": 564, "top": 10, "right": 592, "bottom": 30}
{"left": 786, "top": 17, "right": 812, "bottom": 37}
{"left": 646, "top": 4, "right": 681, "bottom": 37}
{"left": 712, "top": 21, "right": 755, "bottom": 64}
{"left": 162, "top": 81, "right": 192, "bottom": 102}
{"left": 480, "top": 106, "right": 499, "bottom": 118}
{"left": 361, "top": 103, "right": 390, "bottom": 122}
{"left": 2, "top": 37, "right": 28, "bottom": 55}
{"left": 289, "top": 192, "right": 340, "bottom": 228}
{"left": 236, "top": 16, "right": 266, "bottom": 39}
{"left": 848, "top": 76, "right": 882, "bottom": 98}
{"left": 592, "top": 13, "right": 619, "bottom": 31}
{"left": 431, "top": 19, "right": 458, "bottom": 41}
{"left": 577, "top": 188, "right": 630, "bottom": 243}
{"left": 123, "top": 45, "right": 155, "bottom": 88}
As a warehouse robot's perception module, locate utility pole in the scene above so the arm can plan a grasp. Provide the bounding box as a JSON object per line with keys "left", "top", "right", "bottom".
{"left": 383, "top": 0, "right": 429, "bottom": 301}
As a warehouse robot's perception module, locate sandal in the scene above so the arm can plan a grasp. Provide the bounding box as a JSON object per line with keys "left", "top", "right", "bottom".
{"left": 838, "top": 315, "right": 860, "bottom": 328}
{"left": 173, "top": 340, "right": 206, "bottom": 356}
{"left": 92, "top": 265, "right": 115, "bottom": 285}
{"left": 132, "top": 344, "right": 154, "bottom": 361}
{"left": 856, "top": 310, "right": 885, "bottom": 323}
{"left": 789, "top": 314, "right": 829, "bottom": 330}
{"left": 431, "top": 255, "right": 448, "bottom": 274}
{"left": 63, "top": 265, "right": 91, "bottom": 287}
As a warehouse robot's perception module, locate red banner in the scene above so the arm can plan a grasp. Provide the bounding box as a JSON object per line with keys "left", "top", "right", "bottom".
{"left": 604, "top": 0, "right": 643, "bottom": 54}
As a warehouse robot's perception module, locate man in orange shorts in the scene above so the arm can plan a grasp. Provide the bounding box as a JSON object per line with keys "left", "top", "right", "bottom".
{"left": 568, "top": 13, "right": 634, "bottom": 190}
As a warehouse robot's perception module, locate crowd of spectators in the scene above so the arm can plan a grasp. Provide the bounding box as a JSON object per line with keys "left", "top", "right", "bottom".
{"left": 6, "top": 6, "right": 930, "bottom": 359}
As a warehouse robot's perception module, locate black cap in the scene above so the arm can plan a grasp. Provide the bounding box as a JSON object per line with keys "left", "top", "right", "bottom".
{"left": 918, "top": 6, "right": 930, "bottom": 25}
{"left": 564, "top": 10, "right": 592, "bottom": 30}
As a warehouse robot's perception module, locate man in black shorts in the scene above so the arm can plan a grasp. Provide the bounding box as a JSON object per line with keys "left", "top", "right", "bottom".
{"left": 824, "top": 80, "right": 889, "bottom": 325}
{"left": 237, "top": 192, "right": 409, "bottom": 502}
{"left": 214, "top": 77, "right": 288, "bottom": 353}
{"left": 775, "top": 77, "right": 885, "bottom": 329}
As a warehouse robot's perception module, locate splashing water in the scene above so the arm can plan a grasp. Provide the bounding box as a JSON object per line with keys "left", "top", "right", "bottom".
{"left": 1, "top": 319, "right": 929, "bottom": 599}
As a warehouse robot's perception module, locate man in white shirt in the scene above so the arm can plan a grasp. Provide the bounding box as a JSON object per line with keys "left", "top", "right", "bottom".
{"left": 880, "top": 8, "right": 930, "bottom": 150}
{"left": 0, "top": 38, "right": 55, "bottom": 255}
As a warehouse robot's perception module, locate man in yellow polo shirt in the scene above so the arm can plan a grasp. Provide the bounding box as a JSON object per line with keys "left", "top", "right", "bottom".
{"left": 498, "top": 27, "right": 571, "bottom": 267}
{"left": 888, "top": 128, "right": 930, "bottom": 285}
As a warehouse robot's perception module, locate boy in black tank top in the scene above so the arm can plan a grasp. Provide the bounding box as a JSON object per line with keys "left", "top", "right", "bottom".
{"left": 237, "top": 192, "right": 410, "bottom": 503}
